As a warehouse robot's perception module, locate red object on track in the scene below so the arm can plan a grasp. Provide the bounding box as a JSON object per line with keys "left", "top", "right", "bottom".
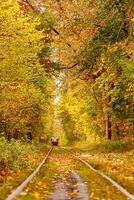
{"left": 51, "top": 137, "right": 59, "bottom": 146}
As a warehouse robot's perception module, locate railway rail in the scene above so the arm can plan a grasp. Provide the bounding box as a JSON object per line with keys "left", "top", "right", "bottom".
{"left": 6, "top": 147, "right": 53, "bottom": 200}
{"left": 75, "top": 156, "right": 134, "bottom": 200}
{"left": 5, "top": 147, "right": 134, "bottom": 200}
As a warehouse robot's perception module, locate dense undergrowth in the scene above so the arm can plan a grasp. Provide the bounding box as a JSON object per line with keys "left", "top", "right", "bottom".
{"left": 0, "top": 138, "right": 37, "bottom": 171}
{"left": 93, "top": 139, "right": 134, "bottom": 153}
{"left": 0, "top": 138, "right": 49, "bottom": 199}
{"left": 73, "top": 137, "right": 134, "bottom": 153}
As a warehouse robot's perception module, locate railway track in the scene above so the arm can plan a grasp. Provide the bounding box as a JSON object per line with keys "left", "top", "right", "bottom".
{"left": 75, "top": 157, "right": 134, "bottom": 200}
{"left": 5, "top": 147, "right": 134, "bottom": 200}
{"left": 6, "top": 147, "right": 53, "bottom": 200}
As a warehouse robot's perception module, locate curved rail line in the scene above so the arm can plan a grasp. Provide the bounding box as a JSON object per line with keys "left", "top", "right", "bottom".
{"left": 75, "top": 156, "right": 134, "bottom": 200}
{"left": 6, "top": 147, "right": 53, "bottom": 200}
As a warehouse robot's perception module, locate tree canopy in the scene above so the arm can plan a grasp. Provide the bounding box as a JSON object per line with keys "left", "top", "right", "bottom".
{"left": 0, "top": 0, "right": 133, "bottom": 143}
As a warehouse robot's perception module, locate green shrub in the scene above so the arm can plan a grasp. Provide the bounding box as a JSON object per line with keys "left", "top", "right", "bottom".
{"left": 97, "top": 140, "right": 126, "bottom": 153}
{"left": 0, "top": 137, "right": 37, "bottom": 171}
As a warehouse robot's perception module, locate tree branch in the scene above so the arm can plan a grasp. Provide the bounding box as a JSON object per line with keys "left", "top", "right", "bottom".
{"left": 24, "top": 0, "right": 35, "bottom": 10}
{"left": 23, "top": 0, "right": 76, "bottom": 53}
{"left": 56, "top": 63, "right": 78, "bottom": 70}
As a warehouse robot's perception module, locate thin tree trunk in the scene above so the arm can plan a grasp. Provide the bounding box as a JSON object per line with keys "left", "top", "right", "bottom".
{"left": 104, "top": 95, "right": 112, "bottom": 140}
{"left": 106, "top": 116, "right": 112, "bottom": 140}
{"left": 116, "top": 124, "right": 120, "bottom": 139}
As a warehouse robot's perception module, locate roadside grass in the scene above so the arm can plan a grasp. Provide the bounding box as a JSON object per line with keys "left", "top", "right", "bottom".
{"left": 0, "top": 137, "right": 49, "bottom": 200}
{"left": 96, "top": 140, "right": 126, "bottom": 153}
{"left": 0, "top": 137, "right": 37, "bottom": 171}
{"left": 16, "top": 160, "right": 57, "bottom": 200}
{"left": 93, "top": 139, "right": 134, "bottom": 153}
{"left": 75, "top": 138, "right": 134, "bottom": 152}
{"left": 74, "top": 160, "right": 127, "bottom": 200}
{"left": 79, "top": 139, "right": 134, "bottom": 195}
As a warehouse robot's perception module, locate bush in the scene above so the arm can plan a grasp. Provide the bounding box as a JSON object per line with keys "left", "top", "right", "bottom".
{"left": 0, "top": 137, "right": 37, "bottom": 171}
{"left": 97, "top": 140, "right": 126, "bottom": 153}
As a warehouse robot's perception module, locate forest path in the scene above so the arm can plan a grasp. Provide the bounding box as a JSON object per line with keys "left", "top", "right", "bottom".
{"left": 14, "top": 148, "right": 128, "bottom": 200}
{"left": 50, "top": 171, "right": 89, "bottom": 200}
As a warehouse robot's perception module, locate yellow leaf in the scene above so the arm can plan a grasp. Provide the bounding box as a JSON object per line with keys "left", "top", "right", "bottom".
{"left": 32, "top": 192, "right": 40, "bottom": 199}
{"left": 37, "top": 181, "right": 42, "bottom": 186}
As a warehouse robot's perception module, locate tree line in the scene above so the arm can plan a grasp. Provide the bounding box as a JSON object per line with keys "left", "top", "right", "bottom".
{"left": 56, "top": 0, "right": 134, "bottom": 143}
{"left": 0, "top": 0, "right": 55, "bottom": 142}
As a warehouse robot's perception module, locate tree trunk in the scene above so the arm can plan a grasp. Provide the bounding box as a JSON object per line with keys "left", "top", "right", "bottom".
{"left": 103, "top": 93, "right": 112, "bottom": 140}
{"left": 116, "top": 124, "right": 120, "bottom": 139}
{"left": 106, "top": 116, "right": 112, "bottom": 140}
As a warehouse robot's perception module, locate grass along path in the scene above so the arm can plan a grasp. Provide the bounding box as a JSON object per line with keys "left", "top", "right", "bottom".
{"left": 14, "top": 148, "right": 128, "bottom": 200}
{"left": 79, "top": 148, "right": 134, "bottom": 195}
{"left": 0, "top": 146, "right": 49, "bottom": 200}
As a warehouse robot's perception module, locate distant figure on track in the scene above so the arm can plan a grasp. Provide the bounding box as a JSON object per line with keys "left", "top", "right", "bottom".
{"left": 51, "top": 136, "right": 59, "bottom": 146}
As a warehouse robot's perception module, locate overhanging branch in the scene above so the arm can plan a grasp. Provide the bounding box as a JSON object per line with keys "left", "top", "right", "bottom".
{"left": 23, "top": 0, "right": 76, "bottom": 53}
{"left": 56, "top": 63, "right": 78, "bottom": 70}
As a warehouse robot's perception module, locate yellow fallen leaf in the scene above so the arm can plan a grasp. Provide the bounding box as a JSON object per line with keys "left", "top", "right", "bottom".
{"left": 32, "top": 191, "right": 40, "bottom": 199}
{"left": 37, "top": 181, "right": 42, "bottom": 186}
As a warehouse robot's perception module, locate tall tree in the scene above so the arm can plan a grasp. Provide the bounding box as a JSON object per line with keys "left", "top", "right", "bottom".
{"left": 0, "top": 0, "right": 55, "bottom": 141}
